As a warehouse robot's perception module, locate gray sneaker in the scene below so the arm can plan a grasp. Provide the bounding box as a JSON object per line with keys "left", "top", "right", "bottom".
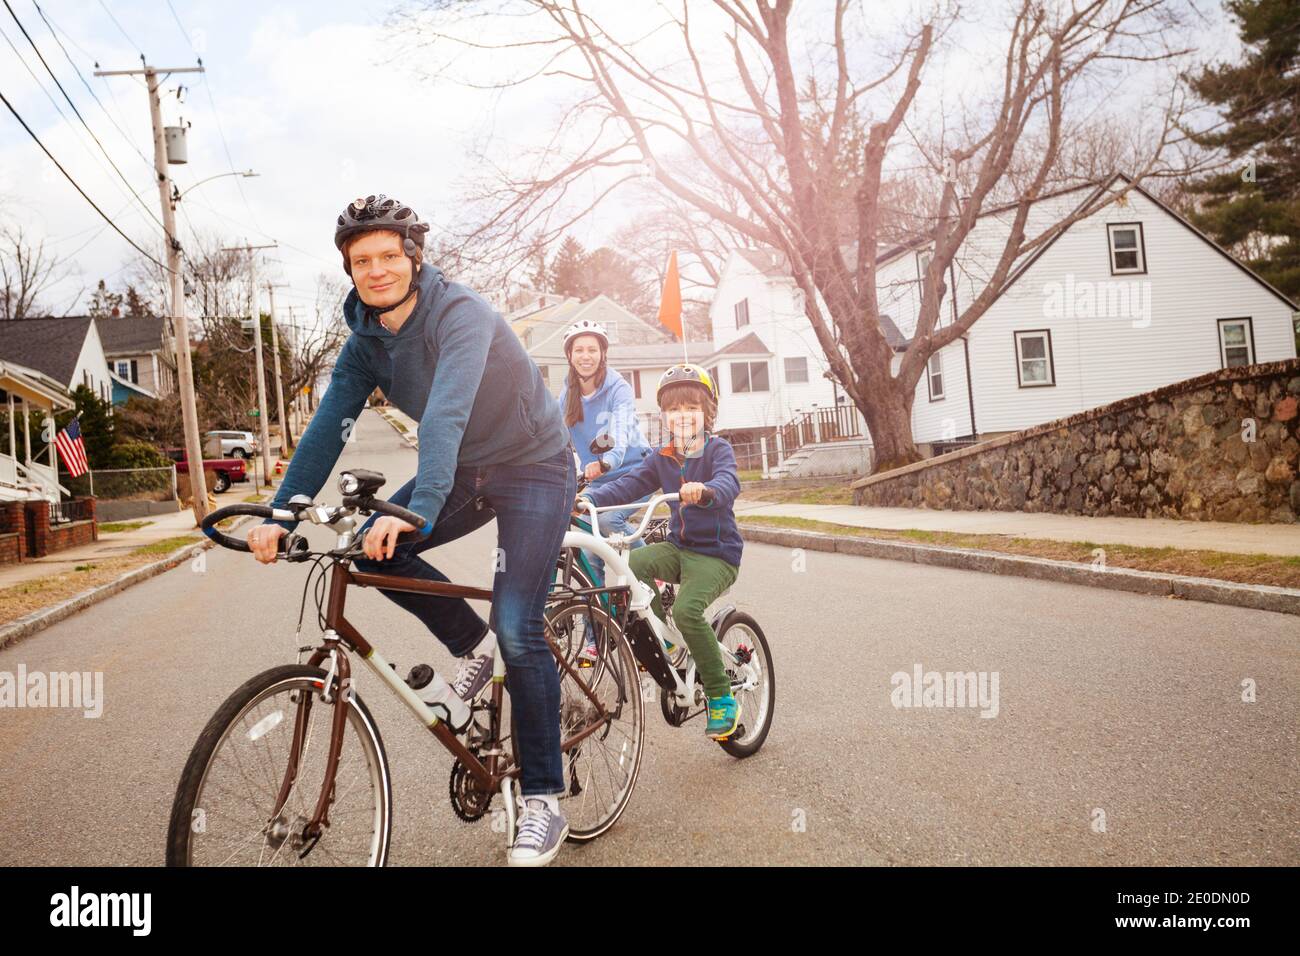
{"left": 508, "top": 798, "right": 569, "bottom": 867}
{"left": 451, "top": 653, "right": 493, "bottom": 702}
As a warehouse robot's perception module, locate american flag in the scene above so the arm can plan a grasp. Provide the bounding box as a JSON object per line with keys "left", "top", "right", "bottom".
{"left": 55, "top": 416, "right": 89, "bottom": 478}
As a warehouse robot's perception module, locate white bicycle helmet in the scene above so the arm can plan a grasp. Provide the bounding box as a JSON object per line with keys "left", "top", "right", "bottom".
{"left": 563, "top": 319, "right": 609, "bottom": 353}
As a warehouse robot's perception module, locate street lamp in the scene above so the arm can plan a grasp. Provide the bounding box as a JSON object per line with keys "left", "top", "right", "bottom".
{"left": 171, "top": 169, "right": 258, "bottom": 206}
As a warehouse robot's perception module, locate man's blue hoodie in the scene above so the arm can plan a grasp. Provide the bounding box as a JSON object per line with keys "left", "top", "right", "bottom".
{"left": 558, "top": 367, "right": 653, "bottom": 483}
{"left": 264, "top": 264, "right": 567, "bottom": 531}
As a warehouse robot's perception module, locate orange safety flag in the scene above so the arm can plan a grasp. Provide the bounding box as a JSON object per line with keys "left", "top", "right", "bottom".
{"left": 656, "top": 250, "right": 683, "bottom": 340}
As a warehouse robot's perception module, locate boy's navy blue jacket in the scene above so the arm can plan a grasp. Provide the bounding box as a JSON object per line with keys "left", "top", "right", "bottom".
{"left": 263, "top": 264, "right": 567, "bottom": 532}
{"left": 581, "top": 434, "right": 743, "bottom": 567}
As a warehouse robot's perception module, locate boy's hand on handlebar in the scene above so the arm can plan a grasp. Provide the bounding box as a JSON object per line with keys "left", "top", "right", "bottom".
{"left": 680, "top": 481, "right": 710, "bottom": 506}
{"left": 363, "top": 515, "right": 417, "bottom": 561}
{"left": 247, "top": 524, "right": 287, "bottom": 564}
{"left": 572, "top": 493, "right": 592, "bottom": 517}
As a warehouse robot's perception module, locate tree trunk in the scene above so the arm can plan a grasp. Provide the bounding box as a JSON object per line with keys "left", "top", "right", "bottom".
{"left": 856, "top": 378, "right": 921, "bottom": 474}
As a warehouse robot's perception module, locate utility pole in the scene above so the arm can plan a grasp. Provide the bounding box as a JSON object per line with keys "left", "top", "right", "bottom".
{"left": 222, "top": 241, "right": 277, "bottom": 487}
{"left": 265, "top": 283, "right": 293, "bottom": 455}
{"left": 95, "top": 62, "right": 208, "bottom": 523}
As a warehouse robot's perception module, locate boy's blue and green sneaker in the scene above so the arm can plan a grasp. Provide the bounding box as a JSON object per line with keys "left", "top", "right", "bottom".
{"left": 705, "top": 694, "right": 741, "bottom": 739}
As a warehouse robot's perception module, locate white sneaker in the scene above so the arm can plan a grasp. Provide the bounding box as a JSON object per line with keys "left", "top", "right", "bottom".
{"left": 508, "top": 798, "right": 569, "bottom": 867}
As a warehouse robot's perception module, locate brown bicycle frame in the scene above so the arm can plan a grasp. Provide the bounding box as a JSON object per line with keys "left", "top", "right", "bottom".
{"left": 274, "top": 559, "right": 625, "bottom": 840}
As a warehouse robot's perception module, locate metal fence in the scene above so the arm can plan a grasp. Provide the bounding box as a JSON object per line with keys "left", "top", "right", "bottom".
{"left": 64, "top": 467, "right": 177, "bottom": 503}
{"left": 49, "top": 498, "right": 94, "bottom": 525}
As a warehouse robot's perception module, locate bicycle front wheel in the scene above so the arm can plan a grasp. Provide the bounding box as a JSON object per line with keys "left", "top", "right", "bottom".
{"left": 165, "top": 664, "right": 392, "bottom": 866}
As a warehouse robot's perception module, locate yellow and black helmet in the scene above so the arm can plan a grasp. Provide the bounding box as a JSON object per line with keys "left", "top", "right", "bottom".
{"left": 656, "top": 363, "right": 718, "bottom": 405}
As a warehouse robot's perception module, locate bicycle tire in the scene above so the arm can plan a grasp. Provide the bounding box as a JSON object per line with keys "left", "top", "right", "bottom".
{"left": 165, "top": 664, "right": 392, "bottom": 867}
{"left": 510, "top": 599, "right": 644, "bottom": 843}
{"left": 713, "top": 610, "right": 775, "bottom": 758}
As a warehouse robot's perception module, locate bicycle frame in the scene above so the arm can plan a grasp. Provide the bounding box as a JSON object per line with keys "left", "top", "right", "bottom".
{"left": 568, "top": 494, "right": 749, "bottom": 707}
{"left": 286, "top": 558, "right": 620, "bottom": 846}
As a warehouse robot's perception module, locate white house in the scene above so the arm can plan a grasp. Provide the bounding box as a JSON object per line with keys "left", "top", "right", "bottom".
{"left": 709, "top": 173, "right": 1299, "bottom": 461}
{"left": 880, "top": 173, "right": 1298, "bottom": 451}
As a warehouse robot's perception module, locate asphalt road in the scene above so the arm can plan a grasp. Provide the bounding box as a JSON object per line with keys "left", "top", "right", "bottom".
{"left": 1, "top": 408, "right": 1296, "bottom": 866}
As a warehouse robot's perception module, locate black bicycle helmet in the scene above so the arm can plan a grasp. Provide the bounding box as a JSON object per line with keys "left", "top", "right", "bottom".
{"left": 335, "top": 195, "right": 432, "bottom": 321}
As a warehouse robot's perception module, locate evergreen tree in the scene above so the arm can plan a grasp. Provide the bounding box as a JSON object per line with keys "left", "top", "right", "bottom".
{"left": 549, "top": 236, "right": 589, "bottom": 298}
{"left": 1184, "top": 0, "right": 1300, "bottom": 298}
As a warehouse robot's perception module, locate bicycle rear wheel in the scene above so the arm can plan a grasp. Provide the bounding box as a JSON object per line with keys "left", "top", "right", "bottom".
{"left": 165, "top": 664, "right": 392, "bottom": 866}
{"left": 713, "top": 610, "right": 775, "bottom": 758}
{"left": 512, "top": 600, "right": 645, "bottom": 842}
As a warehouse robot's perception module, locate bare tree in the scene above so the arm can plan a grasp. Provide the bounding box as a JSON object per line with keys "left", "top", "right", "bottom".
{"left": 401, "top": 0, "right": 1203, "bottom": 468}
{"left": 0, "top": 223, "right": 77, "bottom": 319}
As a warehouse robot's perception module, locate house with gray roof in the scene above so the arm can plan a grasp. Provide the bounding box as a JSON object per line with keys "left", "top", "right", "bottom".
{"left": 94, "top": 315, "right": 177, "bottom": 403}
{"left": 0, "top": 317, "right": 114, "bottom": 407}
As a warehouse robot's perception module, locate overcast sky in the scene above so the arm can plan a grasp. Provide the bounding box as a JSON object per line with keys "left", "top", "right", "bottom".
{"left": 1, "top": 0, "right": 1240, "bottom": 329}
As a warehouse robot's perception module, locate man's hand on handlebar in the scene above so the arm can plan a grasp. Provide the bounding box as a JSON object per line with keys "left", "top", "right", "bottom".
{"left": 583, "top": 460, "right": 609, "bottom": 481}
{"left": 248, "top": 524, "right": 288, "bottom": 564}
{"left": 363, "top": 515, "right": 417, "bottom": 561}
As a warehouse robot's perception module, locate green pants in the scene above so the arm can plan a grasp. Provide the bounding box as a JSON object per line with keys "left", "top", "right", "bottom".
{"left": 627, "top": 541, "right": 739, "bottom": 699}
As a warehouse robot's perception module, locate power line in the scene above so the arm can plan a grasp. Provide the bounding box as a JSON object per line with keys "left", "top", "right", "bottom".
{"left": 96, "top": 0, "right": 141, "bottom": 56}
{"left": 161, "top": 0, "right": 265, "bottom": 240}
{"left": 0, "top": 85, "right": 173, "bottom": 273}
{"left": 30, "top": 0, "right": 154, "bottom": 172}
{"left": 3, "top": 1, "right": 178, "bottom": 248}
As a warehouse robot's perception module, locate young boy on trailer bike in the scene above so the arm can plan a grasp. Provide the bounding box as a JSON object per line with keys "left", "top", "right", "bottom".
{"left": 574, "top": 364, "right": 745, "bottom": 739}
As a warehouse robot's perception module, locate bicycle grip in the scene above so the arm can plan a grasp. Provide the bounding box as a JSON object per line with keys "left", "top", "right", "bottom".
{"left": 344, "top": 494, "right": 435, "bottom": 544}
{"left": 201, "top": 504, "right": 310, "bottom": 557}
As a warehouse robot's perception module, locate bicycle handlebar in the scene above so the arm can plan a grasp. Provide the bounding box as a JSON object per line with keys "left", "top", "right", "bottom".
{"left": 200, "top": 496, "right": 434, "bottom": 559}
{"left": 574, "top": 487, "right": 714, "bottom": 546}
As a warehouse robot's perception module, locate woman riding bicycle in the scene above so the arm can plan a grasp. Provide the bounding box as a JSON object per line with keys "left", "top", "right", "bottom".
{"left": 245, "top": 194, "right": 575, "bottom": 867}
{"left": 558, "top": 320, "right": 654, "bottom": 656}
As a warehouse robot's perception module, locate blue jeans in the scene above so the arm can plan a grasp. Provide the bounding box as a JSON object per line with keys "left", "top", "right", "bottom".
{"left": 352, "top": 444, "right": 576, "bottom": 796}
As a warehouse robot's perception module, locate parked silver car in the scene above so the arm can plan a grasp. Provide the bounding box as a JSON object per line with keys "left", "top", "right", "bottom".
{"left": 204, "top": 430, "right": 259, "bottom": 459}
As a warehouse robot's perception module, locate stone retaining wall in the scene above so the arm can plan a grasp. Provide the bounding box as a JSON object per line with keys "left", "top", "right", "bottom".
{"left": 852, "top": 359, "right": 1300, "bottom": 523}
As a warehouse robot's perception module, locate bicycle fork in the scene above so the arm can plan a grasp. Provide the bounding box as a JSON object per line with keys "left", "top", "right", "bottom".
{"left": 268, "top": 639, "right": 352, "bottom": 851}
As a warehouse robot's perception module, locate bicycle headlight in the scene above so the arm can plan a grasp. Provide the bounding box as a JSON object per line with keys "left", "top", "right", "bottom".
{"left": 338, "top": 472, "right": 360, "bottom": 496}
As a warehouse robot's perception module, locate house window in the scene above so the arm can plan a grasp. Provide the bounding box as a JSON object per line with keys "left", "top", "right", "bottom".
{"left": 734, "top": 298, "right": 750, "bottom": 329}
{"left": 539, "top": 365, "right": 550, "bottom": 386}
{"left": 1218, "top": 318, "right": 1255, "bottom": 368}
{"left": 730, "top": 360, "right": 769, "bottom": 393}
{"left": 1107, "top": 223, "right": 1146, "bottom": 274}
{"left": 620, "top": 369, "right": 642, "bottom": 398}
{"left": 917, "top": 250, "right": 932, "bottom": 284}
{"left": 784, "top": 357, "right": 808, "bottom": 384}
{"left": 605, "top": 321, "right": 619, "bottom": 343}
{"left": 116, "top": 360, "right": 130, "bottom": 379}
{"left": 130, "top": 359, "right": 138, "bottom": 382}
{"left": 1014, "top": 330, "right": 1055, "bottom": 387}
{"left": 927, "top": 352, "right": 945, "bottom": 401}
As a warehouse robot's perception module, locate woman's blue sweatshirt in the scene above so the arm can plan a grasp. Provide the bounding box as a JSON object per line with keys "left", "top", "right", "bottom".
{"left": 263, "top": 264, "right": 567, "bottom": 531}
{"left": 580, "top": 434, "right": 743, "bottom": 567}
{"left": 558, "top": 367, "right": 653, "bottom": 483}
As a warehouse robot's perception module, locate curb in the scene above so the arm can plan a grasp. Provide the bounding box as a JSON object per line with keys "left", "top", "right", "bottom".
{"left": 0, "top": 514, "right": 259, "bottom": 652}
{"left": 738, "top": 523, "right": 1300, "bottom": 617}
{"left": 377, "top": 408, "right": 419, "bottom": 448}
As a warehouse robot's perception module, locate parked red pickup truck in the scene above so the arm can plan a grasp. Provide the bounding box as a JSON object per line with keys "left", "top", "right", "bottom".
{"left": 163, "top": 447, "right": 248, "bottom": 494}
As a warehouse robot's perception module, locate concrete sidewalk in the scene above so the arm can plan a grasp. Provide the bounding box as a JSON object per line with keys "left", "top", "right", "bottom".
{"left": 735, "top": 499, "right": 1300, "bottom": 557}
{"left": 0, "top": 484, "right": 280, "bottom": 589}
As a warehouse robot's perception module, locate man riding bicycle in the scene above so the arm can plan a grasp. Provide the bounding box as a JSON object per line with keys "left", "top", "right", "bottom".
{"left": 246, "top": 194, "right": 575, "bottom": 867}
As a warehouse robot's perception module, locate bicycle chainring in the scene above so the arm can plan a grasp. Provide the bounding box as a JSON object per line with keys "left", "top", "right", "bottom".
{"left": 448, "top": 760, "right": 493, "bottom": 823}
